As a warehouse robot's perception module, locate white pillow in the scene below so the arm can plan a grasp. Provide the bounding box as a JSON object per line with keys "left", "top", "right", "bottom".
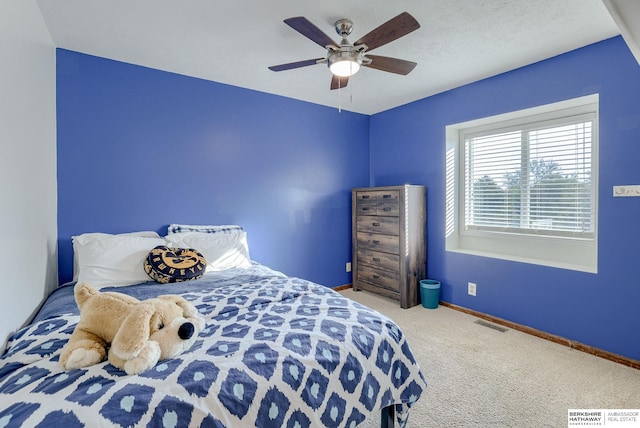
{"left": 72, "top": 231, "right": 161, "bottom": 281}
{"left": 75, "top": 234, "right": 166, "bottom": 288}
{"left": 165, "top": 231, "right": 251, "bottom": 272}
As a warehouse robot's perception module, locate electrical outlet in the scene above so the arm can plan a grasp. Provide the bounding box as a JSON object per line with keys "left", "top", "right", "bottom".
{"left": 346, "top": 262, "right": 352, "bottom": 272}
{"left": 468, "top": 282, "right": 477, "bottom": 296}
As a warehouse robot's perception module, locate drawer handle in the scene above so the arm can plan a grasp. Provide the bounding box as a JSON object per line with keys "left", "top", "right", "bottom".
{"left": 372, "top": 222, "right": 380, "bottom": 226}
{"left": 362, "top": 195, "right": 370, "bottom": 199}
{"left": 383, "top": 207, "right": 392, "bottom": 211}
{"left": 373, "top": 274, "right": 380, "bottom": 279}
{"left": 382, "top": 194, "right": 392, "bottom": 198}
{"left": 372, "top": 240, "right": 380, "bottom": 244}
{"left": 372, "top": 257, "right": 380, "bottom": 262}
{"left": 362, "top": 207, "right": 370, "bottom": 211}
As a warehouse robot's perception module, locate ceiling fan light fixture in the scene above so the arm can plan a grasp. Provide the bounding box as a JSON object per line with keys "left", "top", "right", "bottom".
{"left": 329, "top": 60, "right": 360, "bottom": 77}
{"left": 328, "top": 51, "right": 361, "bottom": 77}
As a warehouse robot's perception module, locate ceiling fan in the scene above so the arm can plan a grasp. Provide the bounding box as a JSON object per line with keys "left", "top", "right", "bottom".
{"left": 268, "top": 12, "right": 420, "bottom": 90}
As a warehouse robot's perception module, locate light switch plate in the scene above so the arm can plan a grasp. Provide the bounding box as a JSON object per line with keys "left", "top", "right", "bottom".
{"left": 613, "top": 185, "right": 640, "bottom": 197}
{"left": 468, "top": 282, "right": 476, "bottom": 296}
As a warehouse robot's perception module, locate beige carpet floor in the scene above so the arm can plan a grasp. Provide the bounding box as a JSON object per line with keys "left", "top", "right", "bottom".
{"left": 340, "top": 289, "right": 640, "bottom": 428}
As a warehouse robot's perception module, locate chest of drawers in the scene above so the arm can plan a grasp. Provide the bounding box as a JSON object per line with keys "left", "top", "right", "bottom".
{"left": 351, "top": 185, "right": 426, "bottom": 308}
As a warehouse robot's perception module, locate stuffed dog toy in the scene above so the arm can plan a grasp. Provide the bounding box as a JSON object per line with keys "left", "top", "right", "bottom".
{"left": 60, "top": 282, "right": 204, "bottom": 375}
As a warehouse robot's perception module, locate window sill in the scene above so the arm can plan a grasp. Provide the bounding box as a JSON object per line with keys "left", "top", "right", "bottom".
{"left": 446, "top": 231, "right": 597, "bottom": 273}
{"left": 446, "top": 247, "right": 597, "bottom": 273}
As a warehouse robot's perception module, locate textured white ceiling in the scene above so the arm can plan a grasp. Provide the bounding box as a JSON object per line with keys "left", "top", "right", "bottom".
{"left": 602, "top": 0, "right": 640, "bottom": 65}
{"left": 35, "top": 0, "right": 621, "bottom": 114}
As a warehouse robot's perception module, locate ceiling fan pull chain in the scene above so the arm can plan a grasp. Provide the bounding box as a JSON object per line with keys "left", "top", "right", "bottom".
{"left": 338, "top": 78, "right": 342, "bottom": 112}
{"left": 349, "top": 63, "right": 353, "bottom": 105}
{"left": 350, "top": 73, "right": 353, "bottom": 105}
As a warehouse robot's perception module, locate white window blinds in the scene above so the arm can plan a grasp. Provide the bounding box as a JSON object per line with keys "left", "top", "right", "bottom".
{"left": 463, "top": 113, "right": 595, "bottom": 238}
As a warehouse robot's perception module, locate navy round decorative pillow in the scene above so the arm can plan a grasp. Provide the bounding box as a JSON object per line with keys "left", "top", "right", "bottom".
{"left": 144, "top": 246, "right": 207, "bottom": 283}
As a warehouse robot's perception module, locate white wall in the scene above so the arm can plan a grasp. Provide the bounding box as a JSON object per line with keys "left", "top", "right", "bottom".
{"left": 0, "top": 0, "right": 57, "bottom": 353}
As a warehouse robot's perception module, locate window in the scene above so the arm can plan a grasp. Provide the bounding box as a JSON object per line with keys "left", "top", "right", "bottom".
{"left": 446, "top": 95, "right": 598, "bottom": 273}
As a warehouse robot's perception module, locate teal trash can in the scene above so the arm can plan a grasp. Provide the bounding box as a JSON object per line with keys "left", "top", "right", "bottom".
{"left": 420, "top": 279, "right": 440, "bottom": 309}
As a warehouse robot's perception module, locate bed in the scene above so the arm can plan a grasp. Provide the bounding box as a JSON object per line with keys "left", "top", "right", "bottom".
{"left": 0, "top": 226, "right": 426, "bottom": 427}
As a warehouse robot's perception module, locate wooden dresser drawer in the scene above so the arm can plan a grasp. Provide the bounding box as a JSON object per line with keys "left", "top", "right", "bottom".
{"left": 355, "top": 197, "right": 377, "bottom": 216}
{"left": 356, "top": 232, "right": 400, "bottom": 254}
{"left": 356, "top": 216, "right": 399, "bottom": 235}
{"left": 358, "top": 265, "right": 399, "bottom": 292}
{"left": 355, "top": 190, "right": 400, "bottom": 216}
{"left": 377, "top": 194, "right": 399, "bottom": 216}
{"left": 357, "top": 248, "right": 399, "bottom": 272}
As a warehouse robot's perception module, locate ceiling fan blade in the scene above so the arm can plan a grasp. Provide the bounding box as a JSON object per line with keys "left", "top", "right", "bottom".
{"left": 364, "top": 55, "right": 417, "bottom": 75}
{"left": 284, "top": 16, "right": 339, "bottom": 49}
{"left": 268, "top": 58, "right": 325, "bottom": 72}
{"left": 330, "top": 75, "right": 349, "bottom": 90}
{"left": 354, "top": 12, "right": 420, "bottom": 52}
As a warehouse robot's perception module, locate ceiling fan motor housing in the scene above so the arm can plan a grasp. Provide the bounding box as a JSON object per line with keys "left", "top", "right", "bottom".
{"left": 334, "top": 18, "right": 354, "bottom": 37}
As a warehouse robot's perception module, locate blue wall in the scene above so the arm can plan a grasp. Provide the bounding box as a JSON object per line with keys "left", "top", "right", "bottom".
{"left": 370, "top": 36, "right": 640, "bottom": 361}
{"left": 56, "top": 49, "right": 370, "bottom": 287}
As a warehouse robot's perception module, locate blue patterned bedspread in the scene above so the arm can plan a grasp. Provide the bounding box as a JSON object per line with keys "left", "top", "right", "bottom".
{"left": 0, "top": 263, "right": 426, "bottom": 427}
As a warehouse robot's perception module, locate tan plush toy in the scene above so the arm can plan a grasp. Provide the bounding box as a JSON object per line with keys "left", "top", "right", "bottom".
{"left": 60, "top": 282, "right": 205, "bottom": 375}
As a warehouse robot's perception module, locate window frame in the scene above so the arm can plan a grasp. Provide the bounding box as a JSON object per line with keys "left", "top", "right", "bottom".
{"left": 445, "top": 95, "right": 599, "bottom": 273}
